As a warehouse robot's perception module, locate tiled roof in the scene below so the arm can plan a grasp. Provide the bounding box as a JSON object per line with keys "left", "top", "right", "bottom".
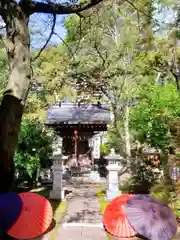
{"left": 45, "top": 103, "right": 111, "bottom": 124}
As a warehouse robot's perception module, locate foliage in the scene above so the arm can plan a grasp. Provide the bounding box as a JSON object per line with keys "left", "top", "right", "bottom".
{"left": 64, "top": 1, "right": 148, "bottom": 157}
{"left": 130, "top": 83, "right": 180, "bottom": 151}
{"left": 63, "top": 0, "right": 180, "bottom": 156}
{"left": 0, "top": 46, "right": 76, "bottom": 120}
{"left": 96, "top": 189, "right": 108, "bottom": 214}
{"left": 150, "top": 180, "right": 180, "bottom": 217}
{"left": 0, "top": 0, "right": 104, "bottom": 193}
{"left": 150, "top": 179, "right": 175, "bottom": 203}
{"left": 61, "top": 2, "right": 180, "bottom": 201}
{"left": 0, "top": 0, "right": 179, "bottom": 195}
{"left": 119, "top": 156, "right": 159, "bottom": 194}
{"left": 34, "top": 45, "right": 75, "bottom": 100}
{"left": 100, "top": 143, "right": 108, "bottom": 154}
{"left": 14, "top": 118, "right": 53, "bottom": 180}
{"left": 104, "top": 127, "right": 123, "bottom": 154}
{"left": 169, "top": 118, "right": 180, "bottom": 150}
{"left": 26, "top": 45, "right": 76, "bottom": 119}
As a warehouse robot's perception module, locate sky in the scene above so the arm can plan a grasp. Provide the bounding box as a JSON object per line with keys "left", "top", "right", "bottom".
{"left": 28, "top": 0, "right": 79, "bottom": 49}
{"left": 29, "top": 1, "right": 177, "bottom": 50}
{"left": 30, "top": 13, "right": 67, "bottom": 49}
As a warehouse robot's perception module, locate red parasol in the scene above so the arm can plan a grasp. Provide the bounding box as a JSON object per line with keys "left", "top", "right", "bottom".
{"left": 103, "top": 194, "right": 136, "bottom": 238}
{"left": 7, "top": 192, "right": 53, "bottom": 239}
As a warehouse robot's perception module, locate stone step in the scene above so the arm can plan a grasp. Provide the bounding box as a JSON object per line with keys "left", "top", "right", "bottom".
{"left": 63, "top": 223, "right": 103, "bottom": 228}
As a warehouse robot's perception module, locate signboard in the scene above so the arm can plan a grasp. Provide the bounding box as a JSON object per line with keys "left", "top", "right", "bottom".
{"left": 92, "top": 136, "right": 101, "bottom": 159}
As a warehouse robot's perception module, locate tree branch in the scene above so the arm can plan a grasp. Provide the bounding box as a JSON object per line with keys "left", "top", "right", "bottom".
{"left": 170, "top": 69, "right": 180, "bottom": 91}
{"left": 27, "top": 0, "right": 103, "bottom": 15}
{"left": 94, "top": 42, "right": 107, "bottom": 67}
{"left": 53, "top": 32, "right": 75, "bottom": 60}
{"left": 32, "top": 13, "right": 56, "bottom": 61}
{"left": 118, "top": 166, "right": 129, "bottom": 176}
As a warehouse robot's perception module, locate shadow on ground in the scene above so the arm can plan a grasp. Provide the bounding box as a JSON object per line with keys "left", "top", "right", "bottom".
{"left": 65, "top": 209, "right": 98, "bottom": 223}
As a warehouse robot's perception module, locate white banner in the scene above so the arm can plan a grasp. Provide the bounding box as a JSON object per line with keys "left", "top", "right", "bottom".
{"left": 92, "top": 136, "right": 101, "bottom": 159}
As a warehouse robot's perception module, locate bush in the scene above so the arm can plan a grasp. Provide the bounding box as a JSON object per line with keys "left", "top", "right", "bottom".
{"left": 14, "top": 118, "right": 54, "bottom": 186}
{"left": 119, "top": 157, "right": 159, "bottom": 194}
{"left": 150, "top": 179, "right": 180, "bottom": 219}
{"left": 119, "top": 176, "right": 156, "bottom": 194}
{"left": 150, "top": 181, "right": 174, "bottom": 204}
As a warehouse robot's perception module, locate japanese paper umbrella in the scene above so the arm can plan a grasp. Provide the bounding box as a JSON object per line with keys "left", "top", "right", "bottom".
{"left": 125, "top": 194, "right": 178, "bottom": 240}
{"left": 0, "top": 192, "right": 22, "bottom": 231}
{"left": 103, "top": 194, "right": 137, "bottom": 238}
{"left": 7, "top": 192, "right": 53, "bottom": 239}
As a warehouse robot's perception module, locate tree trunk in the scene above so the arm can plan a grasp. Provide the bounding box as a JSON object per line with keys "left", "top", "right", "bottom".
{"left": 124, "top": 104, "right": 131, "bottom": 158}
{"left": 27, "top": 173, "right": 36, "bottom": 189}
{"left": 0, "top": 11, "right": 31, "bottom": 192}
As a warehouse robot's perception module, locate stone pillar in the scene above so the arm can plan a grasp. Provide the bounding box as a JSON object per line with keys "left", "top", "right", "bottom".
{"left": 50, "top": 154, "right": 67, "bottom": 200}
{"left": 105, "top": 148, "right": 123, "bottom": 201}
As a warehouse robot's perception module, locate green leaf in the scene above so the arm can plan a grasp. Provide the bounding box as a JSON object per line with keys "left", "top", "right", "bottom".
{"left": 14, "top": 119, "right": 53, "bottom": 179}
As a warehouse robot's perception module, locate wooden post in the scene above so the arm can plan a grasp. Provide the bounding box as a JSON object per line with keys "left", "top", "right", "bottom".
{"left": 74, "top": 129, "right": 78, "bottom": 165}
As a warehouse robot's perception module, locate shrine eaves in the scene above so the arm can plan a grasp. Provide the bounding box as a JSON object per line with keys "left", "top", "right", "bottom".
{"left": 44, "top": 101, "right": 111, "bottom": 137}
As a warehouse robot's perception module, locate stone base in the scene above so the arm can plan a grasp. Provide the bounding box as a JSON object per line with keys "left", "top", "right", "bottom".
{"left": 106, "top": 189, "right": 121, "bottom": 201}
{"left": 50, "top": 189, "right": 64, "bottom": 200}
{"left": 89, "top": 171, "right": 101, "bottom": 181}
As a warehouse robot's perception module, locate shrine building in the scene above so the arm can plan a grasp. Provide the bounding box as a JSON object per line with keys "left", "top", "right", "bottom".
{"left": 44, "top": 100, "right": 111, "bottom": 166}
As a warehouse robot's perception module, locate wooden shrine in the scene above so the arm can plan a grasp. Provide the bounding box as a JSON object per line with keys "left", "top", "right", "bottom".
{"left": 45, "top": 101, "right": 111, "bottom": 164}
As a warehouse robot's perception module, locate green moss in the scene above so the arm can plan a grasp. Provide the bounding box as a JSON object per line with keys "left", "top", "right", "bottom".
{"left": 30, "top": 186, "right": 68, "bottom": 218}
{"left": 96, "top": 189, "right": 109, "bottom": 213}
{"left": 50, "top": 200, "right": 68, "bottom": 240}
{"left": 96, "top": 189, "right": 110, "bottom": 239}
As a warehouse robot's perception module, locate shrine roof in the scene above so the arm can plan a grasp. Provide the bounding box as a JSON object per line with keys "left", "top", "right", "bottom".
{"left": 45, "top": 102, "right": 111, "bottom": 125}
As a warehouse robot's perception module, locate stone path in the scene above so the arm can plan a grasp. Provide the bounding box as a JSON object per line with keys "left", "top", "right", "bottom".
{"left": 36, "top": 183, "right": 106, "bottom": 240}
{"left": 55, "top": 184, "right": 106, "bottom": 240}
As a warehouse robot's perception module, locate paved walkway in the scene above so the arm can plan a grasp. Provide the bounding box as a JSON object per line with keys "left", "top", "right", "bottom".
{"left": 55, "top": 184, "right": 106, "bottom": 240}
{"left": 37, "top": 183, "right": 106, "bottom": 240}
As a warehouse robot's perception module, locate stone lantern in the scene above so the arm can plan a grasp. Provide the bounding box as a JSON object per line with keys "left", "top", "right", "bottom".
{"left": 50, "top": 154, "right": 68, "bottom": 200}
{"left": 105, "top": 148, "right": 123, "bottom": 201}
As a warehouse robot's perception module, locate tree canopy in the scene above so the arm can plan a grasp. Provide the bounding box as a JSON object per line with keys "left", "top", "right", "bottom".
{"left": 0, "top": 0, "right": 104, "bottom": 192}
